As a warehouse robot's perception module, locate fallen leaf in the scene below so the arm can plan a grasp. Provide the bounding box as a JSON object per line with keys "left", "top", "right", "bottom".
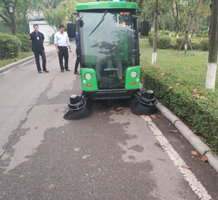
{"left": 161, "top": 72, "right": 166, "bottom": 76}
{"left": 156, "top": 114, "right": 164, "bottom": 119}
{"left": 201, "top": 155, "right": 208, "bottom": 162}
{"left": 99, "top": 113, "right": 103, "bottom": 116}
{"left": 176, "top": 83, "right": 180, "bottom": 86}
{"left": 193, "top": 89, "right": 198, "bottom": 93}
{"left": 186, "top": 89, "right": 189, "bottom": 92}
{"left": 168, "top": 85, "right": 173, "bottom": 90}
{"left": 117, "top": 107, "right": 123, "bottom": 110}
{"left": 120, "top": 110, "right": 125, "bottom": 113}
{"left": 111, "top": 106, "right": 115, "bottom": 110}
{"left": 200, "top": 96, "right": 207, "bottom": 100}
{"left": 162, "top": 112, "right": 165, "bottom": 117}
{"left": 139, "top": 115, "right": 146, "bottom": 118}
{"left": 191, "top": 151, "right": 198, "bottom": 156}
{"left": 50, "top": 184, "right": 55, "bottom": 189}
{"left": 193, "top": 94, "right": 200, "bottom": 98}
{"left": 170, "top": 130, "right": 179, "bottom": 133}
{"left": 178, "top": 78, "right": 181, "bottom": 81}
{"left": 151, "top": 115, "right": 156, "bottom": 118}
{"left": 183, "top": 165, "right": 191, "bottom": 170}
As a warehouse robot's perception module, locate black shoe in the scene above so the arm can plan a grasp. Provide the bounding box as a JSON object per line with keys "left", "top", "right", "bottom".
{"left": 74, "top": 71, "right": 80, "bottom": 75}
{"left": 38, "top": 71, "right": 42, "bottom": 73}
{"left": 44, "top": 70, "right": 49, "bottom": 73}
{"left": 61, "top": 70, "right": 64, "bottom": 73}
{"left": 66, "top": 69, "right": 70, "bottom": 71}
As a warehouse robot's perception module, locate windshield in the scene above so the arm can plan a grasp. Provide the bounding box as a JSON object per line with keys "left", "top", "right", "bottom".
{"left": 79, "top": 10, "right": 138, "bottom": 89}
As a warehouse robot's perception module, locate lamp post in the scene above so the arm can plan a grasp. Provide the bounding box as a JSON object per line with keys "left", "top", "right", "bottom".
{"left": 8, "top": 4, "right": 15, "bottom": 35}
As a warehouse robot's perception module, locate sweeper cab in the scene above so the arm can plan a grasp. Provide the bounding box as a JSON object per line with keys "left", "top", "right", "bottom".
{"left": 64, "top": 1, "right": 157, "bottom": 120}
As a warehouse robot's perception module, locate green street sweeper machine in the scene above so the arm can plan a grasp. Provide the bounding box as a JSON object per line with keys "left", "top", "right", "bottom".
{"left": 64, "top": 0, "right": 157, "bottom": 120}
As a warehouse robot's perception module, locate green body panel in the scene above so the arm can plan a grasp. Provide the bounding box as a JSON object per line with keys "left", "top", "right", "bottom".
{"left": 76, "top": 2, "right": 138, "bottom": 11}
{"left": 125, "top": 66, "right": 140, "bottom": 89}
{"left": 81, "top": 68, "right": 98, "bottom": 91}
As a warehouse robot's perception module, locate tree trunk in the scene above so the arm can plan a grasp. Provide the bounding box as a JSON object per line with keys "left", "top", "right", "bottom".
{"left": 169, "top": 19, "right": 171, "bottom": 32}
{"left": 206, "top": 0, "right": 218, "bottom": 91}
{"left": 162, "top": 19, "right": 165, "bottom": 36}
{"left": 184, "top": 16, "right": 192, "bottom": 54}
{"left": 152, "top": 0, "right": 158, "bottom": 65}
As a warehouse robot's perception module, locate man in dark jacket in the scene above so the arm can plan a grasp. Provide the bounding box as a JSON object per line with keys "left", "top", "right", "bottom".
{"left": 29, "top": 24, "right": 49, "bottom": 73}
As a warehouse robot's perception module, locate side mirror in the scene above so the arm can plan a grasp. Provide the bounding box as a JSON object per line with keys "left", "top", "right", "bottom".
{"left": 141, "top": 20, "right": 150, "bottom": 36}
{"left": 67, "top": 22, "right": 76, "bottom": 38}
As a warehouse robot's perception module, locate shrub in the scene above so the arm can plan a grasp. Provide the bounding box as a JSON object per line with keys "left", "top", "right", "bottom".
{"left": 199, "top": 39, "right": 209, "bottom": 51}
{"left": 16, "top": 33, "right": 31, "bottom": 52}
{"left": 158, "top": 36, "right": 171, "bottom": 49}
{"left": 148, "top": 35, "right": 154, "bottom": 46}
{"left": 140, "top": 62, "right": 218, "bottom": 153}
{"left": 0, "top": 33, "right": 21, "bottom": 59}
{"left": 202, "top": 30, "right": 209, "bottom": 37}
{"left": 176, "top": 38, "right": 185, "bottom": 49}
{"left": 175, "top": 38, "right": 197, "bottom": 50}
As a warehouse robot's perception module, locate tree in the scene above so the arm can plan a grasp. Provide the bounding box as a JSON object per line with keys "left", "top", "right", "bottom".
{"left": 41, "top": 5, "right": 66, "bottom": 31}
{"left": 16, "top": 0, "right": 32, "bottom": 34}
{"left": 0, "top": 0, "right": 18, "bottom": 34}
{"left": 205, "top": 0, "right": 217, "bottom": 90}
{"left": 152, "top": 0, "right": 159, "bottom": 65}
{"left": 183, "top": 0, "right": 201, "bottom": 54}
{"left": 170, "top": 0, "right": 181, "bottom": 36}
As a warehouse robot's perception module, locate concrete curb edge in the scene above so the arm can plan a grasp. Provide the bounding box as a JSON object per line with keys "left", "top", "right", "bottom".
{"left": 156, "top": 101, "right": 218, "bottom": 173}
{"left": 0, "top": 55, "right": 35, "bottom": 75}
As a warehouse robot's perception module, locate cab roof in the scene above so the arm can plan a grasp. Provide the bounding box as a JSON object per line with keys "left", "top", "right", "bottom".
{"left": 75, "top": 1, "right": 138, "bottom": 11}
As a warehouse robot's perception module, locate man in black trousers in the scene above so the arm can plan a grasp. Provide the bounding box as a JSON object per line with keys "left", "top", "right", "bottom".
{"left": 54, "top": 25, "right": 71, "bottom": 72}
{"left": 29, "top": 24, "right": 49, "bottom": 73}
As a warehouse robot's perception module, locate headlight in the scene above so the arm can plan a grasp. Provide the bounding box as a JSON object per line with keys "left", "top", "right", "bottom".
{"left": 131, "top": 71, "right": 137, "bottom": 78}
{"left": 85, "top": 73, "right": 92, "bottom": 80}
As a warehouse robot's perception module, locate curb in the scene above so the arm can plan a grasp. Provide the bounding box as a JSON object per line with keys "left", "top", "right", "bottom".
{"left": 156, "top": 101, "right": 218, "bottom": 173}
{"left": 0, "top": 55, "right": 35, "bottom": 75}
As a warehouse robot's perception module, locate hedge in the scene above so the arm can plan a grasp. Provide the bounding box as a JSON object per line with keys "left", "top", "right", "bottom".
{"left": 158, "top": 36, "right": 171, "bottom": 49}
{"left": 16, "top": 33, "right": 31, "bottom": 52}
{"left": 140, "top": 61, "right": 218, "bottom": 153}
{"left": 199, "top": 39, "right": 209, "bottom": 51}
{"left": 148, "top": 35, "right": 210, "bottom": 51}
{"left": 0, "top": 33, "right": 21, "bottom": 59}
{"left": 148, "top": 35, "right": 171, "bottom": 49}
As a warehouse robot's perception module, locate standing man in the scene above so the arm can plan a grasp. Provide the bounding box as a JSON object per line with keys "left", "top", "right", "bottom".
{"left": 29, "top": 24, "right": 49, "bottom": 73}
{"left": 74, "top": 32, "right": 80, "bottom": 75}
{"left": 54, "top": 25, "right": 71, "bottom": 72}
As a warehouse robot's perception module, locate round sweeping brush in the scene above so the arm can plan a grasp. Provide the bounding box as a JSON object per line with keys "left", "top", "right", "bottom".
{"left": 131, "top": 101, "right": 157, "bottom": 115}
{"left": 63, "top": 105, "right": 92, "bottom": 120}
{"left": 63, "top": 95, "right": 92, "bottom": 120}
{"left": 131, "top": 90, "right": 158, "bottom": 115}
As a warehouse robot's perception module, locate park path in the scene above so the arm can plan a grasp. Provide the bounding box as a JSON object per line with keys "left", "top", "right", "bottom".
{"left": 0, "top": 44, "right": 217, "bottom": 200}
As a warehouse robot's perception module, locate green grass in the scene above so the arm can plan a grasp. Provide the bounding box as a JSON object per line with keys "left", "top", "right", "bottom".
{"left": 0, "top": 51, "right": 33, "bottom": 68}
{"left": 140, "top": 38, "right": 218, "bottom": 93}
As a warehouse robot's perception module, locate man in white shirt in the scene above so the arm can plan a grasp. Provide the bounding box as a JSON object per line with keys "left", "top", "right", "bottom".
{"left": 54, "top": 25, "right": 72, "bottom": 72}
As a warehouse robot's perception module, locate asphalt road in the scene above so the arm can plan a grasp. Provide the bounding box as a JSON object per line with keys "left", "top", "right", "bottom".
{"left": 0, "top": 45, "right": 218, "bottom": 200}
